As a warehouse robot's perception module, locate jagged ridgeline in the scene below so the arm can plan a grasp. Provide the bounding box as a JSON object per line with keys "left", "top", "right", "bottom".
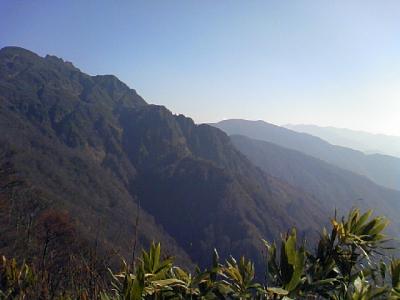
{"left": 0, "top": 47, "right": 328, "bottom": 273}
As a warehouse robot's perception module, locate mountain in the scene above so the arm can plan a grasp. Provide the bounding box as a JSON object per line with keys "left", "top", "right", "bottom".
{"left": 213, "top": 119, "right": 400, "bottom": 191}
{"left": 285, "top": 124, "right": 400, "bottom": 158}
{"left": 229, "top": 134, "right": 400, "bottom": 236}
{"left": 0, "top": 47, "right": 328, "bottom": 271}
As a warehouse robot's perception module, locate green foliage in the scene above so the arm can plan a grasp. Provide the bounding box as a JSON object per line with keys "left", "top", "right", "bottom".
{"left": 223, "top": 256, "right": 264, "bottom": 298}
{"left": 0, "top": 256, "right": 36, "bottom": 299}
{"left": 333, "top": 209, "right": 389, "bottom": 256}
{"left": 105, "top": 242, "right": 187, "bottom": 299}
{"left": 1, "top": 208, "right": 398, "bottom": 299}
{"left": 389, "top": 259, "right": 400, "bottom": 299}
{"left": 344, "top": 276, "right": 388, "bottom": 300}
{"left": 91, "top": 208, "right": 400, "bottom": 299}
{"left": 263, "top": 228, "right": 306, "bottom": 296}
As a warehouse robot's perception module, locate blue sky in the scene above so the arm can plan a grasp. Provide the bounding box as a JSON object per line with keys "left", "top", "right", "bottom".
{"left": 1, "top": 1, "right": 400, "bottom": 135}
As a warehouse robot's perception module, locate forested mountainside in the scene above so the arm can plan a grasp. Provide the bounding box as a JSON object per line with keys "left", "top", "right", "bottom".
{"left": 213, "top": 119, "right": 400, "bottom": 191}
{"left": 0, "top": 47, "right": 328, "bottom": 272}
{"left": 229, "top": 135, "right": 400, "bottom": 236}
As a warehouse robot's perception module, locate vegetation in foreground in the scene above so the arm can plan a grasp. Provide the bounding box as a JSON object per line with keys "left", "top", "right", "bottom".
{"left": 1, "top": 208, "right": 400, "bottom": 299}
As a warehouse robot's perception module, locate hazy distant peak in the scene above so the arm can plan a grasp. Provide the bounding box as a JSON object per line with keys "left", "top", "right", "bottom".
{"left": 218, "top": 118, "right": 278, "bottom": 128}
{"left": 287, "top": 124, "right": 400, "bottom": 138}
{"left": 286, "top": 124, "right": 400, "bottom": 158}
{"left": 213, "top": 118, "right": 400, "bottom": 191}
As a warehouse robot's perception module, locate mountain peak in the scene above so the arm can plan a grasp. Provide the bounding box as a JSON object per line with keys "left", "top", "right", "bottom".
{"left": 0, "top": 46, "right": 39, "bottom": 56}
{"left": 44, "top": 54, "right": 79, "bottom": 71}
{"left": 0, "top": 46, "right": 80, "bottom": 74}
{"left": 0, "top": 46, "right": 147, "bottom": 108}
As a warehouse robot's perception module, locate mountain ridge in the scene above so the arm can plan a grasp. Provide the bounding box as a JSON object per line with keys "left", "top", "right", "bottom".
{"left": 229, "top": 134, "right": 400, "bottom": 234}
{"left": 213, "top": 119, "right": 400, "bottom": 191}
{"left": 0, "top": 46, "right": 328, "bottom": 271}
{"left": 285, "top": 123, "right": 400, "bottom": 158}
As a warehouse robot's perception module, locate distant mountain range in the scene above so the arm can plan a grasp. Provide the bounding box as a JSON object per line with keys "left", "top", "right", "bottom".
{"left": 213, "top": 119, "right": 400, "bottom": 191}
{"left": 0, "top": 47, "right": 328, "bottom": 271}
{"left": 228, "top": 134, "right": 400, "bottom": 237}
{"left": 285, "top": 124, "right": 400, "bottom": 158}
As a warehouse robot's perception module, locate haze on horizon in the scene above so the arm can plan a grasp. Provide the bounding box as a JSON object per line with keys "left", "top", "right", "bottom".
{"left": 1, "top": 1, "right": 399, "bottom": 136}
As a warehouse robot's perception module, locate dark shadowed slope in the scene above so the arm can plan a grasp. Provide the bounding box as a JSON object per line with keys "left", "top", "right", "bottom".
{"left": 229, "top": 135, "right": 400, "bottom": 236}
{"left": 213, "top": 119, "right": 400, "bottom": 191}
{"left": 0, "top": 47, "right": 328, "bottom": 270}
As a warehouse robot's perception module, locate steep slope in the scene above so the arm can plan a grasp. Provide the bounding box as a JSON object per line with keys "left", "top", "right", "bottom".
{"left": 213, "top": 119, "right": 400, "bottom": 191}
{"left": 286, "top": 124, "right": 400, "bottom": 158}
{"left": 0, "top": 47, "right": 328, "bottom": 270}
{"left": 229, "top": 135, "right": 400, "bottom": 235}
{"left": 0, "top": 46, "right": 192, "bottom": 266}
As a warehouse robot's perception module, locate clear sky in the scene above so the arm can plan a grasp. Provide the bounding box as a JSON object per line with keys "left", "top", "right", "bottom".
{"left": 1, "top": 1, "right": 400, "bottom": 135}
